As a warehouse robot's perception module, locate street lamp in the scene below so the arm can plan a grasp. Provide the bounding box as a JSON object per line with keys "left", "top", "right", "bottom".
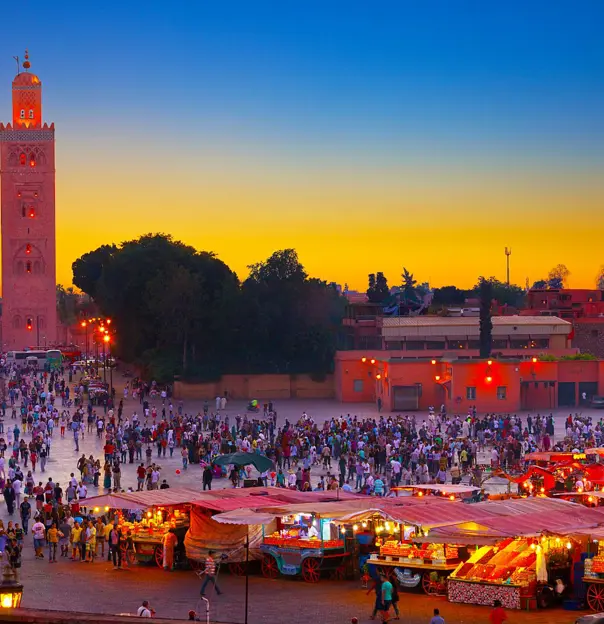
{"left": 0, "top": 565, "right": 23, "bottom": 609}
{"left": 103, "top": 334, "right": 109, "bottom": 384}
{"left": 81, "top": 320, "right": 88, "bottom": 358}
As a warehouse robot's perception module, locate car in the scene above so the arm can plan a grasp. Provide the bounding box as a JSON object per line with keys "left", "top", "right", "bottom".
{"left": 591, "top": 396, "right": 604, "bottom": 409}
{"left": 576, "top": 614, "right": 604, "bottom": 624}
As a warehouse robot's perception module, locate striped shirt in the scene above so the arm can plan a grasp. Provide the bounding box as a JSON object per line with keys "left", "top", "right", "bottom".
{"left": 205, "top": 556, "right": 216, "bottom": 575}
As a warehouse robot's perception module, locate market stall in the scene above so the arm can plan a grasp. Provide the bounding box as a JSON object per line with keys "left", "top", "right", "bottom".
{"left": 260, "top": 511, "right": 349, "bottom": 582}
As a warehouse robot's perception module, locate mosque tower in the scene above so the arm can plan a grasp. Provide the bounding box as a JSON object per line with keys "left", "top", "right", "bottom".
{"left": 0, "top": 51, "right": 57, "bottom": 349}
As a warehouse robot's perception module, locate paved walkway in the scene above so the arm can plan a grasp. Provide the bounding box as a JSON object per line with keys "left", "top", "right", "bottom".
{"left": 2, "top": 384, "right": 596, "bottom": 622}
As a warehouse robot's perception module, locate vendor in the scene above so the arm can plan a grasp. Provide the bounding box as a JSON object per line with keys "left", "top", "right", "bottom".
{"left": 299, "top": 523, "right": 319, "bottom": 539}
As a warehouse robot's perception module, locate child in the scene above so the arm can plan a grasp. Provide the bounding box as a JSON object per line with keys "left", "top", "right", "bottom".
{"left": 14, "top": 523, "right": 23, "bottom": 546}
{"left": 6, "top": 539, "right": 21, "bottom": 580}
{"left": 123, "top": 530, "right": 134, "bottom": 567}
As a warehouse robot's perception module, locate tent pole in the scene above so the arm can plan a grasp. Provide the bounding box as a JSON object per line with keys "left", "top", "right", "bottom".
{"left": 245, "top": 529, "right": 250, "bottom": 624}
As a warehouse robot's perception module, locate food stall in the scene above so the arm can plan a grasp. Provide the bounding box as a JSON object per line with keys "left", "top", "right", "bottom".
{"left": 118, "top": 505, "right": 191, "bottom": 567}
{"left": 260, "top": 511, "right": 349, "bottom": 582}
{"left": 335, "top": 508, "right": 469, "bottom": 595}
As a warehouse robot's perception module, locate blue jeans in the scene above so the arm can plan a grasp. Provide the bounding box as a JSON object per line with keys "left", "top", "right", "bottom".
{"left": 200, "top": 575, "right": 222, "bottom": 595}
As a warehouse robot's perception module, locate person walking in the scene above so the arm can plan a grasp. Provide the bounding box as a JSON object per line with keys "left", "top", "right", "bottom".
{"left": 32, "top": 517, "right": 46, "bottom": 558}
{"left": 47, "top": 522, "right": 62, "bottom": 563}
{"left": 430, "top": 608, "right": 446, "bottom": 624}
{"left": 199, "top": 551, "right": 223, "bottom": 597}
{"left": 489, "top": 600, "right": 507, "bottom": 624}
{"left": 108, "top": 524, "right": 122, "bottom": 570}
{"left": 19, "top": 497, "right": 31, "bottom": 534}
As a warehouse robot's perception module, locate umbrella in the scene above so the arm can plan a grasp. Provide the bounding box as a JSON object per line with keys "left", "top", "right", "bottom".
{"left": 214, "top": 452, "right": 274, "bottom": 473}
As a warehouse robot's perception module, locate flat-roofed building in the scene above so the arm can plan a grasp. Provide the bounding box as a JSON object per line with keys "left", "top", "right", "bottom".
{"left": 381, "top": 315, "right": 574, "bottom": 358}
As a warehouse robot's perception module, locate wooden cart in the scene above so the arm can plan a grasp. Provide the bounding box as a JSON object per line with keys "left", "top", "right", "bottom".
{"left": 584, "top": 576, "right": 604, "bottom": 611}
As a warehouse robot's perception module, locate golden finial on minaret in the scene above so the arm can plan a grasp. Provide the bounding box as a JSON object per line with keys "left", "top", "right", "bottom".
{"left": 22, "top": 50, "right": 30, "bottom": 71}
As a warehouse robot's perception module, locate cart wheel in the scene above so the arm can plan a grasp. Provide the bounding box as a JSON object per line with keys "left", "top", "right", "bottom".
{"left": 154, "top": 546, "right": 163, "bottom": 568}
{"left": 587, "top": 583, "right": 604, "bottom": 611}
{"left": 229, "top": 562, "right": 246, "bottom": 576}
{"left": 261, "top": 555, "right": 278, "bottom": 579}
{"left": 302, "top": 558, "right": 321, "bottom": 583}
{"left": 422, "top": 572, "right": 433, "bottom": 595}
{"left": 188, "top": 558, "right": 204, "bottom": 571}
{"left": 330, "top": 564, "right": 346, "bottom": 581}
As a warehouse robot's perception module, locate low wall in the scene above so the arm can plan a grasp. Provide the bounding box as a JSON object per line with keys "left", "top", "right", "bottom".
{"left": 0, "top": 609, "right": 216, "bottom": 624}
{"left": 174, "top": 374, "right": 334, "bottom": 401}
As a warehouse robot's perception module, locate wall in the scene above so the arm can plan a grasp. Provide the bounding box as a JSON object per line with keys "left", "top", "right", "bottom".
{"left": 573, "top": 320, "right": 604, "bottom": 358}
{"left": 0, "top": 609, "right": 185, "bottom": 624}
{"left": 174, "top": 374, "right": 334, "bottom": 401}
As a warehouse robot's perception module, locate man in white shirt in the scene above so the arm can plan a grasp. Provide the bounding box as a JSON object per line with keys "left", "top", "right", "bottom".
{"left": 136, "top": 601, "right": 153, "bottom": 617}
{"left": 12, "top": 478, "right": 22, "bottom": 508}
{"left": 77, "top": 483, "right": 88, "bottom": 500}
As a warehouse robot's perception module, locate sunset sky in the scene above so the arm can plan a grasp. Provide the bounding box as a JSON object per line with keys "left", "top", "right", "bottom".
{"left": 1, "top": 1, "right": 603, "bottom": 291}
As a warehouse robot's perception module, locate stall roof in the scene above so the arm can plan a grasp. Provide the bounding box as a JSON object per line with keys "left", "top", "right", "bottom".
{"left": 77, "top": 493, "right": 147, "bottom": 511}
{"left": 392, "top": 484, "right": 480, "bottom": 495}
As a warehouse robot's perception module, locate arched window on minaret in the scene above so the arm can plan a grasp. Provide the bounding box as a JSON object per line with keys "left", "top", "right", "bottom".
{"left": 16, "top": 261, "right": 24, "bottom": 275}
{"left": 29, "top": 109, "right": 34, "bottom": 119}
{"left": 19, "top": 109, "right": 25, "bottom": 119}
{"left": 19, "top": 153, "right": 26, "bottom": 166}
{"left": 33, "top": 261, "right": 41, "bottom": 274}
{"left": 25, "top": 261, "right": 32, "bottom": 274}
{"left": 29, "top": 153, "right": 35, "bottom": 168}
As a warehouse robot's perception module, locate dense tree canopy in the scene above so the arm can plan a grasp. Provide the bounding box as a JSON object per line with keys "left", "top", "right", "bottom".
{"left": 72, "top": 236, "right": 345, "bottom": 381}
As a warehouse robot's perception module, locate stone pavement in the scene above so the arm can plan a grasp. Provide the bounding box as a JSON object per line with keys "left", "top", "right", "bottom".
{"left": 15, "top": 556, "right": 585, "bottom": 623}
{"left": 1, "top": 384, "right": 595, "bottom": 622}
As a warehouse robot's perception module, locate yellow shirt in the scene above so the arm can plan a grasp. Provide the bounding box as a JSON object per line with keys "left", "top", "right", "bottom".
{"left": 71, "top": 527, "right": 82, "bottom": 544}
{"left": 48, "top": 527, "right": 59, "bottom": 543}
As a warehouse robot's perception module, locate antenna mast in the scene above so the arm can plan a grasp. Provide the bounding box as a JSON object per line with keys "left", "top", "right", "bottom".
{"left": 504, "top": 247, "right": 512, "bottom": 285}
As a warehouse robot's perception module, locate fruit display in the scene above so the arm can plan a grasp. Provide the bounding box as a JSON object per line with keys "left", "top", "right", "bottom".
{"left": 451, "top": 538, "right": 537, "bottom": 587}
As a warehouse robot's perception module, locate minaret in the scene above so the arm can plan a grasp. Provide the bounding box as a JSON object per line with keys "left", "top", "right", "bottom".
{"left": 0, "top": 51, "right": 57, "bottom": 349}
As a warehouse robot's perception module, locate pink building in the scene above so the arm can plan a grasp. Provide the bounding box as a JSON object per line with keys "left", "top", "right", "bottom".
{"left": 0, "top": 52, "right": 56, "bottom": 349}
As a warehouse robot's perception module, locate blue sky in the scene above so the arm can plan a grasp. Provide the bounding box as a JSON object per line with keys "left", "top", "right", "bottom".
{"left": 1, "top": 1, "right": 603, "bottom": 288}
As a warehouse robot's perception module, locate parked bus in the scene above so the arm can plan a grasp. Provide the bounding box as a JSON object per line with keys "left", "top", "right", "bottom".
{"left": 46, "top": 349, "right": 63, "bottom": 370}
{"left": 6, "top": 350, "right": 47, "bottom": 369}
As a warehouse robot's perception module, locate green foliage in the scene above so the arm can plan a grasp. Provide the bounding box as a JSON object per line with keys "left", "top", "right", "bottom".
{"left": 432, "top": 285, "right": 467, "bottom": 306}
{"left": 367, "top": 272, "right": 390, "bottom": 304}
{"left": 72, "top": 238, "right": 345, "bottom": 382}
{"left": 532, "top": 264, "right": 571, "bottom": 290}
{"left": 560, "top": 353, "right": 597, "bottom": 361}
{"left": 478, "top": 278, "right": 493, "bottom": 359}
{"left": 596, "top": 265, "right": 604, "bottom": 290}
{"left": 56, "top": 285, "right": 80, "bottom": 325}
{"left": 471, "top": 277, "right": 525, "bottom": 307}
{"left": 537, "top": 354, "right": 557, "bottom": 362}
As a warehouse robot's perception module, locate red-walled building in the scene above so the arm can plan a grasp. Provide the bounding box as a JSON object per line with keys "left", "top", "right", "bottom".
{"left": 522, "top": 289, "right": 604, "bottom": 357}
{"left": 335, "top": 355, "right": 604, "bottom": 412}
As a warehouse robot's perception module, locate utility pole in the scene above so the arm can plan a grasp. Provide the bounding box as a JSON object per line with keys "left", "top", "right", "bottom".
{"left": 504, "top": 247, "right": 512, "bottom": 285}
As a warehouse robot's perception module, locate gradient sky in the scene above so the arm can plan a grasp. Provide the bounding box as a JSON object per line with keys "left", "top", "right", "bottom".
{"left": 1, "top": 1, "right": 603, "bottom": 291}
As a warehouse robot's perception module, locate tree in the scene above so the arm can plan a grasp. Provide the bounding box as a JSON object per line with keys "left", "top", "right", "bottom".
{"left": 401, "top": 268, "right": 417, "bottom": 304}
{"left": 367, "top": 272, "right": 390, "bottom": 304}
{"left": 531, "top": 279, "right": 547, "bottom": 290}
{"left": 56, "top": 285, "right": 80, "bottom": 325}
{"left": 432, "top": 285, "right": 467, "bottom": 306}
{"left": 471, "top": 277, "right": 525, "bottom": 307}
{"left": 72, "top": 239, "right": 344, "bottom": 381}
{"left": 547, "top": 264, "right": 570, "bottom": 289}
{"left": 596, "top": 266, "right": 604, "bottom": 290}
{"left": 479, "top": 278, "right": 493, "bottom": 359}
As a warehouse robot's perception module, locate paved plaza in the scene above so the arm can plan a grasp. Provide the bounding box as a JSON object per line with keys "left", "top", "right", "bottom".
{"left": 1, "top": 384, "right": 597, "bottom": 622}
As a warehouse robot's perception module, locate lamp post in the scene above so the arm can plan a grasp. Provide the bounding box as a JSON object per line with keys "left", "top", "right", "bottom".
{"left": 0, "top": 564, "right": 23, "bottom": 609}
{"left": 103, "top": 334, "right": 109, "bottom": 385}
{"left": 81, "top": 320, "right": 88, "bottom": 358}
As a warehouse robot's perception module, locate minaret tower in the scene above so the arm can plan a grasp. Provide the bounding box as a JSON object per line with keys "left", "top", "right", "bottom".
{"left": 0, "top": 51, "right": 57, "bottom": 349}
